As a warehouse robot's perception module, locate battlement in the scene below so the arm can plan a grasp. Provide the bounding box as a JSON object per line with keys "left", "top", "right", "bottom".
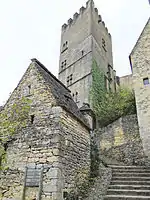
{"left": 61, "top": 0, "right": 111, "bottom": 37}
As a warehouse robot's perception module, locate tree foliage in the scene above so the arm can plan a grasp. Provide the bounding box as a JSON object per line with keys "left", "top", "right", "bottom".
{"left": 90, "top": 60, "right": 136, "bottom": 127}
{"left": 0, "top": 97, "right": 31, "bottom": 168}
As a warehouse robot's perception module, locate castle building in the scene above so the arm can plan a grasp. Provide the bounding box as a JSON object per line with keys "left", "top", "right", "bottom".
{"left": 58, "top": 0, "right": 116, "bottom": 108}
{"left": 0, "top": 59, "right": 90, "bottom": 200}
{"left": 130, "top": 18, "right": 150, "bottom": 158}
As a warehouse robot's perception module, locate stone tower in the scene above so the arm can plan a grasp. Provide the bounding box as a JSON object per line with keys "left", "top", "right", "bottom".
{"left": 130, "top": 18, "right": 150, "bottom": 158}
{"left": 58, "top": 0, "right": 116, "bottom": 108}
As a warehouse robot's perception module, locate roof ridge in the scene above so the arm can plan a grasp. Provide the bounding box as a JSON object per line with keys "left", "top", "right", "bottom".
{"left": 31, "top": 58, "right": 90, "bottom": 130}
{"left": 130, "top": 17, "right": 150, "bottom": 56}
{"left": 31, "top": 58, "right": 71, "bottom": 93}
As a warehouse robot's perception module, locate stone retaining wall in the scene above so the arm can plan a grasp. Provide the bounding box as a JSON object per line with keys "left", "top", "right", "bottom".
{"left": 95, "top": 115, "right": 147, "bottom": 166}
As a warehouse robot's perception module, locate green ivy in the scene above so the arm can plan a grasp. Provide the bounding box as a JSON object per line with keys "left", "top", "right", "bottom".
{"left": 90, "top": 60, "right": 136, "bottom": 127}
{"left": 0, "top": 97, "right": 31, "bottom": 169}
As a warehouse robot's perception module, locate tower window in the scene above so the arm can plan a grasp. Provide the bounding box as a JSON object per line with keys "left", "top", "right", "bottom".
{"left": 102, "top": 38, "right": 107, "bottom": 52}
{"left": 31, "top": 115, "right": 35, "bottom": 124}
{"left": 61, "top": 60, "right": 67, "bottom": 69}
{"left": 28, "top": 85, "right": 31, "bottom": 95}
{"left": 75, "top": 92, "right": 79, "bottom": 103}
{"left": 107, "top": 65, "right": 112, "bottom": 82}
{"left": 61, "top": 41, "right": 68, "bottom": 53}
{"left": 67, "top": 74, "right": 73, "bottom": 86}
{"left": 81, "top": 50, "right": 84, "bottom": 56}
{"left": 143, "top": 78, "right": 149, "bottom": 85}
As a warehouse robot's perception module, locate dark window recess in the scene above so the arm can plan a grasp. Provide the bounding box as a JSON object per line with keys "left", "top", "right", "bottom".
{"left": 70, "top": 74, "right": 72, "bottom": 84}
{"left": 28, "top": 85, "right": 31, "bottom": 94}
{"left": 31, "top": 115, "right": 35, "bottom": 124}
{"left": 107, "top": 65, "right": 112, "bottom": 82}
{"left": 114, "top": 82, "right": 117, "bottom": 92}
{"left": 143, "top": 78, "right": 149, "bottom": 85}
{"left": 109, "top": 83, "right": 111, "bottom": 92}
{"left": 63, "top": 191, "right": 68, "bottom": 199}
{"left": 102, "top": 38, "right": 107, "bottom": 52}
{"left": 75, "top": 92, "right": 79, "bottom": 103}
{"left": 61, "top": 60, "right": 67, "bottom": 69}
{"left": 61, "top": 41, "right": 68, "bottom": 53}
{"left": 67, "top": 74, "right": 73, "bottom": 86}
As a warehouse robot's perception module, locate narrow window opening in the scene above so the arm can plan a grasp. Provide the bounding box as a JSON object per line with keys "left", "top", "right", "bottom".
{"left": 61, "top": 41, "right": 68, "bottom": 53}
{"left": 75, "top": 92, "right": 79, "bottom": 103}
{"left": 70, "top": 74, "right": 72, "bottom": 84}
{"left": 63, "top": 191, "right": 68, "bottom": 199}
{"left": 61, "top": 60, "right": 67, "bottom": 69}
{"left": 31, "top": 115, "right": 35, "bottom": 124}
{"left": 28, "top": 85, "right": 31, "bottom": 94}
{"left": 107, "top": 65, "right": 112, "bottom": 82}
{"left": 67, "top": 74, "right": 73, "bottom": 86}
{"left": 143, "top": 77, "right": 149, "bottom": 85}
{"left": 102, "top": 38, "right": 107, "bottom": 52}
{"left": 64, "top": 60, "right": 67, "bottom": 66}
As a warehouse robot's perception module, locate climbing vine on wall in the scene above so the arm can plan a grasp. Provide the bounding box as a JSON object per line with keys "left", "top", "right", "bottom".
{"left": 0, "top": 97, "right": 31, "bottom": 169}
{"left": 90, "top": 60, "right": 136, "bottom": 127}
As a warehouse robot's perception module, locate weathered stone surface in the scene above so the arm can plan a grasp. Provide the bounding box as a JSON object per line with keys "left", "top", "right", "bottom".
{"left": 58, "top": 0, "right": 115, "bottom": 108}
{"left": 130, "top": 18, "right": 150, "bottom": 159}
{"left": 95, "top": 115, "right": 147, "bottom": 166}
{"left": 0, "top": 60, "right": 90, "bottom": 200}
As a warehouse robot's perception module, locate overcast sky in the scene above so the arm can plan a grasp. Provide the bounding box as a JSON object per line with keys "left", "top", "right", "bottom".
{"left": 0, "top": 0, "right": 149, "bottom": 105}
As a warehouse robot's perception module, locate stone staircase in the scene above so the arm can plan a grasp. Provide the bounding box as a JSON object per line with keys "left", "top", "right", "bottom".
{"left": 104, "top": 165, "right": 150, "bottom": 200}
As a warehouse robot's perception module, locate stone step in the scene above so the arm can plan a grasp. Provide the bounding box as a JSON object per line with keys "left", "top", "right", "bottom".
{"left": 112, "top": 176, "right": 150, "bottom": 181}
{"left": 111, "top": 180, "right": 150, "bottom": 185}
{"left": 107, "top": 189, "right": 150, "bottom": 196}
{"left": 104, "top": 195, "right": 150, "bottom": 200}
{"left": 104, "top": 166, "right": 150, "bottom": 200}
{"left": 108, "top": 165, "right": 149, "bottom": 169}
{"left": 109, "top": 184, "right": 150, "bottom": 190}
{"left": 113, "top": 172, "right": 150, "bottom": 177}
{"left": 112, "top": 169, "right": 150, "bottom": 173}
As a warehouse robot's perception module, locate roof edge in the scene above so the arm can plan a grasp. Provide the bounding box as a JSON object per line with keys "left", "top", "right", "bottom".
{"left": 130, "top": 17, "right": 150, "bottom": 56}
{"left": 31, "top": 58, "right": 71, "bottom": 93}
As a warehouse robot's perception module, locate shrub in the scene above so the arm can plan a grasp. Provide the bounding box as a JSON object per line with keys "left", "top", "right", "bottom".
{"left": 90, "top": 60, "right": 136, "bottom": 127}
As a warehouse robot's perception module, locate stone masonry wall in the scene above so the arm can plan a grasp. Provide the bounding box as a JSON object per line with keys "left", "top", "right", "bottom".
{"left": 130, "top": 18, "right": 150, "bottom": 158}
{"left": 95, "top": 115, "right": 147, "bottom": 166}
{"left": 59, "top": 0, "right": 115, "bottom": 107}
{"left": 59, "top": 109, "right": 91, "bottom": 193}
{"left": 0, "top": 63, "right": 91, "bottom": 200}
{"left": 0, "top": 60, "right": 64, "bottom": 200}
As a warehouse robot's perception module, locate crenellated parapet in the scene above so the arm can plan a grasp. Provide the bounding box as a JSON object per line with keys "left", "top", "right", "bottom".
{"left": 61, "top": 4, "right": 86, "bottom": 31}
{"left": 94, "top": 6, "right": 111, "bottom": 37}
{"left": 61, "top": 0, "right": 111, "bottom": 37}
{"left": 61, "top": 3, "right": 87, "bottom": 31}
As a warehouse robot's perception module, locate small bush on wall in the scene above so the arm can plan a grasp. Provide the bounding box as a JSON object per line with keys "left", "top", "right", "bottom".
{"left": 90, "top": 60, "right": 136, "bottom": 127}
